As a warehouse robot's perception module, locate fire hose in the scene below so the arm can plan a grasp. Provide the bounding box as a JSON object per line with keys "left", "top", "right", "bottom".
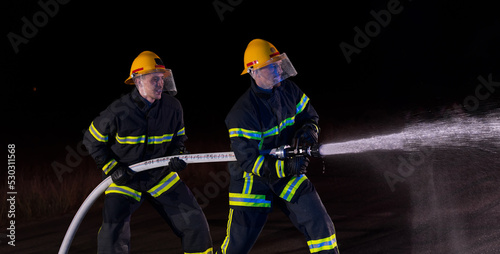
{"left": 59, "top": 145, "right": 319, "bottom": 253}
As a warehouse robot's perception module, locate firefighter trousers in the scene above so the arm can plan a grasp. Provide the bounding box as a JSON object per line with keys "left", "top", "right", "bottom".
{"left": 218, "top": 186, "right": 339, "bottom": 254}
{"left": 98, "top": 176, "right": 212, "bottom": 254}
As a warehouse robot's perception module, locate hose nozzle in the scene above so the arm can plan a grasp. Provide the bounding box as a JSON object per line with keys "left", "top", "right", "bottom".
{"left": 309, "top": 143, "right": 321, "bottom": 158}
{"left": 268, "top": 144, "right": 322, "bottom": 159}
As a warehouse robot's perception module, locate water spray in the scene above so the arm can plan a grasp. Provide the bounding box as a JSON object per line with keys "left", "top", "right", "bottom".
{"left": 317, "top": 111, "right": 500, "bottom": 157}
{"left": 266, "top": 110, "right": 500, "bottom": 159}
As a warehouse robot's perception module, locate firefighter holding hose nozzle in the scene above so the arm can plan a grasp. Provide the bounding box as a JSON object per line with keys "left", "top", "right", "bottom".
{"left": 218, "top": 39, "right": 339, "bottom": 254}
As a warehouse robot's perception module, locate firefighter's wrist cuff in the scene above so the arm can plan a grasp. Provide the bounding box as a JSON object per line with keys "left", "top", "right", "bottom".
{"left": 102, "top": 159, "right": 119, "bottom": 175}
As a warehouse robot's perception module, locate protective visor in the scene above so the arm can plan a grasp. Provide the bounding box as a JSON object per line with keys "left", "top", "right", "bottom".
{"left": 133, "top": 69, "right": 177, "bottom": 96}
{"left": 248, "top": 53, "right": 297, "bottom": 88}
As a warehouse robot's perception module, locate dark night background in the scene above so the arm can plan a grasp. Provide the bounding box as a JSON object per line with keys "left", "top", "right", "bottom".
{"left": 3, "top": 0, "right": 500, "bottom": 253}
{"left": 5, "top": 0, "right": 500, "bottom": 144}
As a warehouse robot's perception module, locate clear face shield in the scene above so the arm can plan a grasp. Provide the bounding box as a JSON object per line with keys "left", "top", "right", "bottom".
{"left": 133, "top": 69, "right": 177, "bottom": 96}
{"left": 248, "top": 53, "right": 297, "bottom": 89}
{"left": 161, "top": 69, "right": 177, "bottom": 96}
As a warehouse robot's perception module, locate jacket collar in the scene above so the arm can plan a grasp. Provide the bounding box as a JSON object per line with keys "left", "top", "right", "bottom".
{"left": 131, "top": 87, "right": 158, "bottom": 112}
{"left": 250, "top": 78, "right": 286, "bottom": 99}
{"left": 250, "top": 78, "right": 273, "bottom": 99}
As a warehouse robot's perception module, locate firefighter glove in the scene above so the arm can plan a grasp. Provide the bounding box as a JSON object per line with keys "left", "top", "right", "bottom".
{"left": 111, "top": 164, "right": 135, "bottom": 186}
{"left": 285, "top": 156, "right": 309, "bottom": 176}
{"left": 169, "top": 157, "right": 187, "bottom": 172}
{"left": 293, "top": 122, "right": 319, "bottom": 147}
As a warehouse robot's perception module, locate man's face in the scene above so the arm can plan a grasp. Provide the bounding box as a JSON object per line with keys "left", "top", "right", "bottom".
{"left": 136, "top": 72, "right": 165, "bottom": 103}
{"left": 252, "top": 62, "right": 283, "bottom": 90}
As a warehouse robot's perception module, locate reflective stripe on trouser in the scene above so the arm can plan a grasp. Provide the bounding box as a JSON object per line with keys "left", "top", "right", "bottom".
{"left": 220, "top": 178, "right": 338, "bottom": 254}
{"left": 308, "top": 234, "right": 338, "bottom": 253}
{"left": 228, "top": 173, "right": 309, "bottom": 212}
{"left": 219, "top": 208, "right": 268, "bottom": 254}
{"left": 147, "top": 172, "right": 180, "bottom": 198}
{"left": 228, "top": 193, "right": 271, "bottom": 208}
{"left": 185, "top": 247, "right": 213, "bottom": 254}
{"left": 285, "top": 188, "right": 339, "bottom": 254}
{"left": 99, "top": 180, "right": 212, "bottom": 253}
{"left": 103, "top": 172, "right": 180, "bottom": 201}
{"left": 105, "top": 183, "right": 142, "bottom": 202}
{"left": 279, "top": 174, "right": 308, "bottom": 202}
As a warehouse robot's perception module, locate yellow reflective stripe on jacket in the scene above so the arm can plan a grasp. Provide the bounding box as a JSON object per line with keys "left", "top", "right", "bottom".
{"left": 296, "top": 94, "right": 310, "bottom": 114}
{"left": 229, "top": 193, "right": 271, "bottom": 208}
{"left": 177, "top": 127, "right": 186, "bottom": 136}
{"left": 147, "top": 172, "right": 180, "bottom": 198}
{"left": 251, "top": 155, "right": 264, "bottom": 176}
{"left": 242, "top": 172, "right": 254, "bottom": 194}
{"left": 184, "top": 247, "right": 213, "bottom": 254}
{"left": 279, "top": 175, "right": 308, "bottom": 202}
{"left": 105, "top": 183, "right": 142, "bottom": 202}
{"left": 148, "top": 134, "right": 173, "bottom": 144}
{"left": 228, "top": 128, "right": 262, "bottom": 140}
{"left": 102, "top": 159, "right": 118, "bottom": 175}
{"left": 228, "top": 93, "right": 309, "bottom": 142}
{"left": 262, "top": 126, "right": 279, "bottom": 138}
{"left": 275, "top": 159, "right": 285, "bottom": 178}
{"left": 228, "top": 117, "right": 295, "bottom": 141}
{"left": 278, "top": 115, "right": 296, "bottom": 133}
{"left": 115, "top": 133, "right": 176, "bottom": 145}
{"left": 89, "top": 121, "right": 108, "bottom": 142}
{"left": 307, "top": 234, "right": 337, "bottom": 253}
{"left": 115, "top": 134, "right": 146, "bottom": 144}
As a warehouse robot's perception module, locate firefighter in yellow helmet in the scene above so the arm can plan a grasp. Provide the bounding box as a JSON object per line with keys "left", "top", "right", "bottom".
{"left": 84, "top": 51, "right": 213, "bottom": 253}
{"left": 218, "top": 39, "right": 339, "bottom": 254}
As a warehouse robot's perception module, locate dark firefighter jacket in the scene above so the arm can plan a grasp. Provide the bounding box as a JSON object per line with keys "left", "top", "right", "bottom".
{"left": 225, "top": 78, "right": 319, "bottom": 210}
{"left": 83, "top": 88, "right": 187, "bottom": 179}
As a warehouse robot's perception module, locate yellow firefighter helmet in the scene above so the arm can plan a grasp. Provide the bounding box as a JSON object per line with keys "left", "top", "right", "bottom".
{"left": 124, "top": 51, "right": 169, "bottom": 85}
{"left": 124, "top": 51, "right": 177, "bottom": 96}
{"left": 241, "top": 39, "right": 281, "bottom": 75}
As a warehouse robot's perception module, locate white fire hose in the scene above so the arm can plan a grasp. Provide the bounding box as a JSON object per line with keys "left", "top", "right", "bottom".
{"left": 58, "top": 152, "right": 236, "bottom": 254}
{"left": 58, "top": 145, "right": 319, "bottom": 253}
